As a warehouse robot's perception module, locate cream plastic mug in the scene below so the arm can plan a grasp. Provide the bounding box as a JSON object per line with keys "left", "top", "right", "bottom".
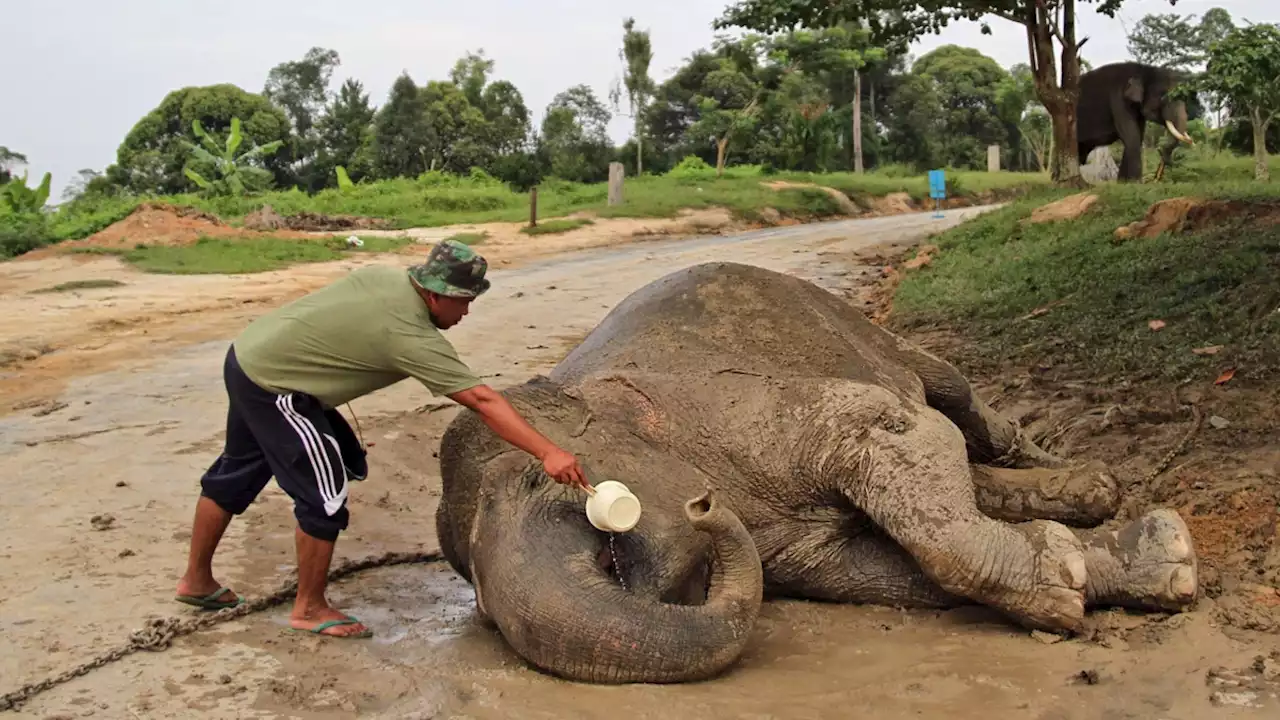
{"left": 585, "top": 480, "right": 642, "bottom": 532}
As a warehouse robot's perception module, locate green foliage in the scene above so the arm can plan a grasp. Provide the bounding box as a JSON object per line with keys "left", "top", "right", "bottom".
{"left": 1, "top": 170, "right": 51, "bottom": 214}
{"left": 116, "top": 234, "right": 409, "bottom": 274}
{"left": 112, "top": 84, "right": 292, "bottom": 195}
{"left": 0, "top": 210, "right": 54, "bottom": 258}
{"left": 610, "top": 18, "right": 657, "bottom": 174}
{"left": 183, "top": 117, "right": 285, "bottom": 196}
{"left": 335, "top": 166, "right": 354, "bottom": 191}
{"left": 1194, "top": 22, "right": 1280, "bottom": 180}
{"left": 893, "top": 181, "right": 1280, "bottom": 383}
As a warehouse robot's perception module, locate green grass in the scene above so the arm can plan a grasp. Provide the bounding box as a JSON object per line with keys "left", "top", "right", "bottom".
{"left": 891, "top": 180, "right": 1280, "bottom": 385}
{"left": 43, "top": 166, "right": 1052, "bottom": 247}
{"left": 92, "top": 234, "right": 411, "bottom": 275}
{"left": 30, "top": 279, "right": 127, "bottom": 293}
{"left": 520, "top": 218, "right": 594, "bottom": 235}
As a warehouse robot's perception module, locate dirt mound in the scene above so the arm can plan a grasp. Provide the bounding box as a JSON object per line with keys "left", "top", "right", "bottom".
{"left": 244, "top": 204, "right": 390, "bottom": 233}
{"left": 1114, "top": 197, "right": 1280, "bottom": 242}
{"left": 762, "top": 181, "right": 861, "bottom": 215}
{"left": 867, "top": 192, "right": 917, "bottom": 215}
{"left": 59, "top": 202, "right": 315, "bottom": 251}
{"left": 1027, "top": 193, "right": 1099, "bottom": 224}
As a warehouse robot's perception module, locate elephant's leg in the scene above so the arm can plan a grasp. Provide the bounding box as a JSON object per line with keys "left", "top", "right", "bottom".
{"left": 887, "top": 337, "right": 1065, "bottom": 469}
{"left": 1113, "top": 96, "right": 1145, "bottom": 181}
{"left": 971, "top": 461, "right": 1120, "bottom": 527}
{"left": 757, "top": 515, "right": 966, "bottom": 608}
{"left": 771, "top": 517, "right": 1195, "bottom": 617}
{"left": 1074, "top": 509, "right": 1199, "bottom": 612}
{"left": 818, "top": 385, "right": 1087, "bottom": 632}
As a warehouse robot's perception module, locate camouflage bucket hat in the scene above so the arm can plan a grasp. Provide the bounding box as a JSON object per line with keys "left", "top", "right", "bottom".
{"left": 408, "top": 239, "right": 490, "bottom": 298}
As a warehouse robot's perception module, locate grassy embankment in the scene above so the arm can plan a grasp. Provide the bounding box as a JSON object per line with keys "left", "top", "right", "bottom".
{"left": 891, "top": 154, "right": 1279, "bottom": 385}
{"left": 33, "top": 164, "right": 1047, "bottom": 274}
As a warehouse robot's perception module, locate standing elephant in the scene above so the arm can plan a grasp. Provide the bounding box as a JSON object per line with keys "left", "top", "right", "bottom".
{"left": 1077, "top": 61, "right": 1195, "bottom": 181}
{"left": 435, "top": 263, "right": 1199, "bottom": 685}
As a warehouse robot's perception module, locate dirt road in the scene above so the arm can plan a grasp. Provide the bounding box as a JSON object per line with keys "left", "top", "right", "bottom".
{"left": 2, "top": 206, "right": 1276, "bottom": 719}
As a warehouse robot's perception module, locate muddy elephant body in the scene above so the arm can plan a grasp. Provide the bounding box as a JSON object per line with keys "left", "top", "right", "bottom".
{"left": 1077, "top": 61, "right": 1195, "bottom": 181}
{"left": 436, "top": 262, "right": 1199, "bottom": 684}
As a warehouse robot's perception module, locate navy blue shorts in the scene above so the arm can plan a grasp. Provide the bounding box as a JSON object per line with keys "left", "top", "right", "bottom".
{"left": 200, "top": 344, "right": 368, "bottom": 542}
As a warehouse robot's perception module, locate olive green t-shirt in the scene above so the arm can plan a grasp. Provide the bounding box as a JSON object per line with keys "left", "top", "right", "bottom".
{"left": 232, "top": 264, "right": 483, "bottom": 408}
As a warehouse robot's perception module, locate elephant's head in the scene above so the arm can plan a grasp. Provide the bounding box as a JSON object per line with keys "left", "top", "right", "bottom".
{"left": 1125, "top": 69, "right": 1194, "bottom": 146}
{"left": 435, "top": 378, "right": 764, "bottom": 685}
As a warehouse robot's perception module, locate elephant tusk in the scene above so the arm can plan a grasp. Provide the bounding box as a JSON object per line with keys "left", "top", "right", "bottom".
{"left": 1166, "top": 120, "right": 1194, "bottom": 145}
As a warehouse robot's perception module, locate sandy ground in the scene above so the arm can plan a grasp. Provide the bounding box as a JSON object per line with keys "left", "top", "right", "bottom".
{"left": 2, "top": 205, "right": 1278, "bottom": 719}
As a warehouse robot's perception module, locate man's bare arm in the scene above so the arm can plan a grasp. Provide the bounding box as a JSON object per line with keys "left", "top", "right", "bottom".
{"left": 447, "top": 384, "right": 587, "bottom": 487}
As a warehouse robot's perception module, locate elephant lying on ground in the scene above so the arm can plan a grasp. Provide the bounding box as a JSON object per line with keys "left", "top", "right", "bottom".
{"left": 436, "top": 262, "right": 1199, "bottom": 684}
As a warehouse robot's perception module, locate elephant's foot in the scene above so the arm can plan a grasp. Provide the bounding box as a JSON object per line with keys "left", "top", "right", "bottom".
{"left": 1077, "top": 509, "right": 1198, "bottom": 612}
{"left": 972, "top": 459, "right": 1120, "bottom": 526}
{"left": 997, "top": 520, "right": 1088, "bottom": 633}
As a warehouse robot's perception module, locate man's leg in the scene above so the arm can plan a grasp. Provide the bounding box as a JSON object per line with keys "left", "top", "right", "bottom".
{"left": 254, "top": 392, "right": 367, "bottom": 637}
{"left": 177, "top": 348, "right": 273, "bottom": 608}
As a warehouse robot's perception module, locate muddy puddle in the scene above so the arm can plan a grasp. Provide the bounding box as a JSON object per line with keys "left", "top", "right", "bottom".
{"left": 229, "top": 559, "right": 1277, "bottom": 720}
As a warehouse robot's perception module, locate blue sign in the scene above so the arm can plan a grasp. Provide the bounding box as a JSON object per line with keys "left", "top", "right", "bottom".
{"left": 928, "top": 169, "right": 946, "bottom": 199}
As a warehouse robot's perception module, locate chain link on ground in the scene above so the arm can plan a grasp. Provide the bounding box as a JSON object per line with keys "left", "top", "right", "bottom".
{"left": 0, "top": 550, "right": 445, "bottom": 713}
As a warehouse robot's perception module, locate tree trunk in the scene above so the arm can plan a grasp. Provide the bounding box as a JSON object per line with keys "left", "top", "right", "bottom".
{"left": 1024, "top": 0, "right": 1083, "bottom": 185}
{"left": 1253, "top": 111, "right": 1270, "bottom": 181}
{"left": 716, "top": 137, "right": 729, "bottom": 177}
{"left": 1048, "top": 104, "right": 1082, "bottom": 183}
{"left": 853, "top": 70, "right": 864, "bottom": 174}
{"left": 636, "top": 121, "right": 644, "bottom": 176}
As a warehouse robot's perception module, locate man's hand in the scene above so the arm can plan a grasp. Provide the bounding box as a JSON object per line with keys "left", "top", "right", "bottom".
{"left": 540, "top": 446, "right": 588, "bottom": 489}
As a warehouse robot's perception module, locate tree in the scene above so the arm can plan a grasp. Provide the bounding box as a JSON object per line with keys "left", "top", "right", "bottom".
{"left": 1126, "top": 13, "right": 1205, "bottom": 70}
{"left": 911, "top": 45, "right": 1010, "bottom": 169}
{"left": 686, "top": 55, "right": 762, "bottom": 175}
{"left": 540, "top": 85, "right": 615, "bottom": 182}
{"left": 765, "top": 24, "right": 887, "bottom": 172}
{"left": 1196, "top": 22, "right": 1280, "bottom": 181}
{"left": 716, "top": 0, "right": 1183, "bottom": 185}
{"left": 0, "top": 147, "right": 27, "bottom": 185}
{"left": 372, "top": 74, "right": 432, "bottom": 178}
{"left": 610, "top": 18, "right": 656, "bottom": 174}
{"left": 315, "top": 78, "right": 376, "bottom": 184}
{"left": 60, "top": 169, "right": 102, "bottom": 202}
{"left": 111, "top": 84, "right": 291, "bottom": 194}
{"left": 263, "top": 47, "right": 342, "bottom": 190}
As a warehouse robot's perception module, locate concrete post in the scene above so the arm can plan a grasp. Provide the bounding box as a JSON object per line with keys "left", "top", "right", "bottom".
{"left": 608, "top": 162, "right": 625, "bottom": 206}
{"left": 987, "top": 145, "right": 1001, "bottom": 172}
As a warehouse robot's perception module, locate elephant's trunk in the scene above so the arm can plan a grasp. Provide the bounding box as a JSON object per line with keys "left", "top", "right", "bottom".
{"left": 469, "top": 490, "right": 763, "bottom": 684}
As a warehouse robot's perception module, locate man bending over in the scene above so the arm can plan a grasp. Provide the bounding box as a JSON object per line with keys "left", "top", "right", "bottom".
{"left": 174, "top": 239, "right": 588, "bottom": 638}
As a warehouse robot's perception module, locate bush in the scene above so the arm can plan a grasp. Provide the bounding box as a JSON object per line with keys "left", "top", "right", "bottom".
{"left": 0, "top": 212, "right": 55, "bottom": 258}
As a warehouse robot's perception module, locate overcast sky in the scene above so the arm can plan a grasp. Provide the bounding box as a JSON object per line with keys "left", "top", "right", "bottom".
{"left": 3, "top": 0, "right": 1270, "bottom": 200}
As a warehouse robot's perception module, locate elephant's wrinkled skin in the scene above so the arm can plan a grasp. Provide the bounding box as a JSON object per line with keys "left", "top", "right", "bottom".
{"left": 436, "top": 262, "right": 1199, "bottom": 684}
{"left": 1077, "top": 61, "right": 1195, "bottom": 181}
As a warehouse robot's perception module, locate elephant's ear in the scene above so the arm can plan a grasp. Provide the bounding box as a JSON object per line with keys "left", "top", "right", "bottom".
{"left": 1123, "top": 76, "right": 1144, "bottom": 104}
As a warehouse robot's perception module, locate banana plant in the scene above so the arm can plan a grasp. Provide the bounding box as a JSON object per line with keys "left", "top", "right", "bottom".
{"left": 182, "top": 117, "right": 283, "bottom": 196}
{"left": 1, "top": 170, "right": 52, "bottom": 214}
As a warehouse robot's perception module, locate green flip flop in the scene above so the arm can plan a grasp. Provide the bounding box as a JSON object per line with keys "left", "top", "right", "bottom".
{"left": 175, "top": 586, "right": 243, "bottom": 611}
{"left": 291, "top": 616, "right": 373, "bottom": 639}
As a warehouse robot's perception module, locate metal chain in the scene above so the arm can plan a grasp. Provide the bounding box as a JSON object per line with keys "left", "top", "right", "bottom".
{"left": 0, "top": 550, "right": 444, "bottom": 713}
